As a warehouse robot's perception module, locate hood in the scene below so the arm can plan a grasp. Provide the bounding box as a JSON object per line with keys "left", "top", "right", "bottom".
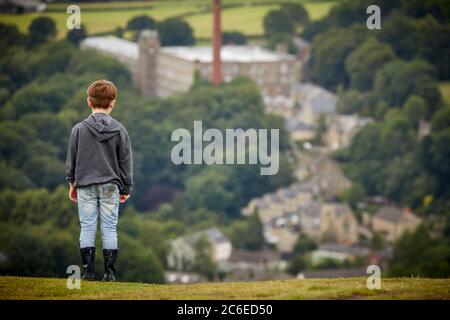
{"left": 82, "top": 113, "right": 121, "bottom": 142}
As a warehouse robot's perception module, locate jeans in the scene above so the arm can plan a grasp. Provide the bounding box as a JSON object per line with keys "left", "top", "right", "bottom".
{"left": 77, "top": 182, "right": 120, "bottom": 250}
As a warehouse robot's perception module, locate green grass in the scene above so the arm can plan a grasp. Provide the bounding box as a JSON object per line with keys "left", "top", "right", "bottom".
{"left": 439, "top": 81, "right": 450, "bottom": 105}
{"left": 186, "top": 5, "right": 279, "bottom": 38}
{"left": 0, "top": 0, "right": 335, "bottom": 39}
{"left": 1, "top": 276, "right": 449, "bottom": 300}
{"left": 0, "top": 5, "right": 198, "bottom": 38}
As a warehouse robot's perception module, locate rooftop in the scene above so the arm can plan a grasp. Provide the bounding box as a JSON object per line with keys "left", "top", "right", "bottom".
{"left": 162, "top": 45, "right": 296, "bottom": 63}
{"left": 295, "top": 82, "right": 337, "bottom": 114}
{"left": 81, "top": 36, "right": 297, "bottom": 64}
{"left": 375, "top": 206, "right": 419, "bottom": 223}
{"left": 187, "top": 227, "right": 230, "bottom": 245}
{"left": 81, "top": 36, "right": 139, "bottom": 60}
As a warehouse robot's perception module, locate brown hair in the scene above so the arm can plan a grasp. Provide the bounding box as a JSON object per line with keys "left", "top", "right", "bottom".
{"left": 87, "top": 80, "right": 117, "bottom": 109}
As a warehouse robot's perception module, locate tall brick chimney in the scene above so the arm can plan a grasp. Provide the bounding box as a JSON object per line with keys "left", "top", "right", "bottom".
{"left": 212, "top": 0, "right": 222, "bottom": 84}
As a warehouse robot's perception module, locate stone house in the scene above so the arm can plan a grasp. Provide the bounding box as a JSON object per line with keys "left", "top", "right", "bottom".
{"left": 324, "top": 114, "right": 373, "bottom": 150}
{"left": 293, "top": 83, "right": 337, "bottom": 127}
{"left": 167, "top": 227, "right": 232, "bottom": 271}
{"left": 364, "top": 206, "right": 422, "bottom": 242}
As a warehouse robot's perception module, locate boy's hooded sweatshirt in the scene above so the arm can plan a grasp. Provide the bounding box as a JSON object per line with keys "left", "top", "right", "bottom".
{"left": 66, "top": 113, "right": 133, "bottom": 195}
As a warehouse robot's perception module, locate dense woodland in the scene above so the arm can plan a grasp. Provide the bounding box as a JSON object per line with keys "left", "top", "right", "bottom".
{"left": 0, "top": 0, "right": 449, "bottom": 280}
{"left": 0, "top": 17, "right": 294, "bottom": 281}
{"left": 300, "top": 0, "right": 450, "bottom": 276}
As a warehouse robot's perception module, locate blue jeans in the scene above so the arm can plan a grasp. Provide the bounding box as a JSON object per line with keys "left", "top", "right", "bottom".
{"left": 77, "top": 182, "right": 120, "bottom": 250}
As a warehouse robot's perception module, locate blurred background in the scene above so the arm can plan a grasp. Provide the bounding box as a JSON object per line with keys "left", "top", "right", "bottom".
{"left": 0, "top": 0, "right": 449, "bottom": 284}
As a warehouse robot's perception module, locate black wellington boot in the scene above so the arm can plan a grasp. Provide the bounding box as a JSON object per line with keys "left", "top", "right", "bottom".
{"left": 102, "top": 249, "right": 119, "bottom": 282}
{"left": 80, "top": 247, "right": 96, "bottom": 281}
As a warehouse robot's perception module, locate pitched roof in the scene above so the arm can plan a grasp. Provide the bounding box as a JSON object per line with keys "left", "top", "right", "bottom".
{"left": 161, "top": 45, "right": 296, "bottom": 63}
{"left": 81, "top": 36, "right": 139, "bottom": 60}
{"left": 181, "top": 227, "right": 230, "bottom": 246}
{"left": 295, "top": 83, "right": 337, "bottom": 114}
{"left": 375, "top": 206, "right": 408, "bottom": 223}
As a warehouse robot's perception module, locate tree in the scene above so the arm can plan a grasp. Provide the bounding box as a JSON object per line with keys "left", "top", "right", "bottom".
{"left": 287, "top": 255, "right": 306, "bottom": 275}
{"left": 184, "top": 168, "right": 234, "bottom": 216}
{"left": 336, "top": 90, "right": 365, "bottom": 114}
{"left": 263, "top": 10, "right": 294, "bottom": 36}
{"left": 66, "top": 24, "right": 87, "bottom": 45}
{"left": 403, "top": 95, "right": 427, "bottom": 128}
{"left": 280, "top": 2, "right": 309, "bottom": 26}
{"left": 314, "top": 113, "right": 327, "bottom": 145}
{"left": 377, "top": 12, "right": 422, "bottom": 61}
{"left": 389, "top": 225, "right": 450, "bottom": 278}
{"left": 126, "top": 15, "right": 156, "bottom": 31}
{"left": 117, "top": 234, "right": 165, "bottom": 283}
{"left": 0, "top": 23, "right": 26, "bottom": 49}
{"left": 310, "top": 26, "right": 367, "bottom": 90}
{"left": 341, "top": 184, "right": 366, "bottom": 210}
{"left": 374, "top": 59, "right": 442, "bottom": 116}
{"left": 192, "top": 237, "right": 217, "bottom": 280}
{"left": 28, "top": 17, "right": 57, "bottom": 46}
{"left": 293, "top": 234, "right": 317, "bottom": 255}
{"left": 222, "top": 31, "right": 246, "bottom": 45}
{"left": 157, "top": 18, "right": 194, "bottom": 46}
{"left": 416, "top": 15, "right": 450, "bottom": 80}
{"left": 401, "top": 0, "right": 450, "bottom": 24}
{"left": 245, "top": 211, "right": 265, "bottom": 250}
{"left": 345, "top": 37, "right": 396, "bottom": 91}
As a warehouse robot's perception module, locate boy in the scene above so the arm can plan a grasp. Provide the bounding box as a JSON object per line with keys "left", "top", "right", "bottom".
{"left": 66, "top": 80, "right": 133, "bottom": 282}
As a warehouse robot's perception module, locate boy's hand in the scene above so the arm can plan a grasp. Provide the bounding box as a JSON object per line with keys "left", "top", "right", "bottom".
{"left": 69, "top": 184, "right": 77, "bottom": 203}
{"left": 119, "top": 194, "right": 130, "bottom": 203}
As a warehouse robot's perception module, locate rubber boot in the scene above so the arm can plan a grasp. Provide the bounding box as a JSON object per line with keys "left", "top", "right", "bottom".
{"left": 80, "top": 247, "right": 96, "bottom": 281}
{"left": 102, "top": 249, "right": 119, "bottom": 282}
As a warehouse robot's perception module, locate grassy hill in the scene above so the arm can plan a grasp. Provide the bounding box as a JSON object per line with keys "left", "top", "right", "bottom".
{"left": 1, "top": 276, "right": 449, "bottom": 300}
{"left": 0, "top": 0, "right": 335, "bottom": 39}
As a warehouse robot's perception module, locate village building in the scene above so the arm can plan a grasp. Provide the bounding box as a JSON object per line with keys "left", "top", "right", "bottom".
{"left": 324, "top": 114, "right": 373, "bottom": 150}
{"left": 310, "top": 243, "right": 369, "bottom": 264}
{"left": 242, "top": 180, "right": 359, "bottom": 253}
{"left": 167, "top": 227, "right": 232, "bottom": 271}
{"left": 218, "top": 249, "right": 287, "bottom": 282}
{"left": 81, "top": 31, "right": 300, "bottom": 98}
{"left": 293, "top": 83, "right": 337, "bottom": 127}
{"left": 0, "top": 0, "right": 46, "bottom": 13}
{"left": 164, "top": 271, "right": 205, "bottom": 284}
{"left": 364, "top": 206, "right": 422, "bottom": 242}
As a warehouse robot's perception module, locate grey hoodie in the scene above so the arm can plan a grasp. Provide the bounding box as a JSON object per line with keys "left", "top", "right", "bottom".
{"left": 66, "top": 113, "right": 133, "bottom": 195}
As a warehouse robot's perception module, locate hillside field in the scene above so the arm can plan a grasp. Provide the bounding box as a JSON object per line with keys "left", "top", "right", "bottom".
{"left": 0, "top": 0, "right": 335, "bottom": 39}
{"left": 0, "top": 276, "right": 449, "bottom": 300}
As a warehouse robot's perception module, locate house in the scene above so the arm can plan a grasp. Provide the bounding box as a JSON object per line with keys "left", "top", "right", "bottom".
{"left": 264, "top": 94, "right": 295, "bottom": 119}
{"left": 219, "top": 249, "right": 287, "bottom": 281}
{"left": 81, "top": 31, "right": 298, "bottom": 98}
{"left": 165, "top": 271, "right": 205, "bottom": 284}
{"left": 307, "top": 156, "right": 352, "bottom": 199}
{"left": 167, "top": 227, "right": 232, "bottom": 271}
{"left": 0, "top": 0, "right": 46, "bottom": 13}
{"left": 366, "top": 206, "right": 422, "bottom": 242}
{"left": 319, "top": 203, "right": 359, "bottom": 245}
{"left": 310, "top": 243, "right": 369, "bottom": 264}
{"left": 297, "top": 267, "right": 367, "bottom": 279}
{"left": 324, "top": 114, "right": 373, "bottom": 150}
{"left": 294, "top": 83, "right": 337, "bottom": 126}
{"left": 284, "top": 117, "right": 315, "bottom": 142}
